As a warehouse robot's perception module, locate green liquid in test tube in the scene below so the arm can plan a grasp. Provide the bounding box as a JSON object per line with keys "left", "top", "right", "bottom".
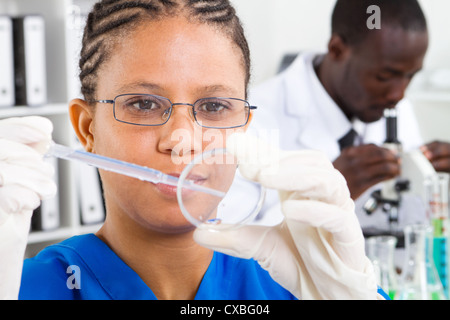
{"left": 396, "top": 224, "right": 446, "bottom": 300}
{"left": 426, "top": 173, "right": 450, "bottom": 299}
{"left": 433, "top": 236, "right": 448, "bottom": 298}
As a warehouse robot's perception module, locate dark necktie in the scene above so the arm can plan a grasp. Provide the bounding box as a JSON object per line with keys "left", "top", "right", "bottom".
{"left": 338, "top": 128, "right": 357, "bottom": 151}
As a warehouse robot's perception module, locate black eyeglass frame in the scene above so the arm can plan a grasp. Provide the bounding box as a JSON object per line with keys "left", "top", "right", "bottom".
{"left": 94, "top": 93, "right": 257, "bottom": 129}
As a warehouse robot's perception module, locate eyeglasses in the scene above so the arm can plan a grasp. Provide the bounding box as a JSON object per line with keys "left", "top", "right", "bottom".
{"left": 94, "top": 94, "right": 257, "bottom": 129}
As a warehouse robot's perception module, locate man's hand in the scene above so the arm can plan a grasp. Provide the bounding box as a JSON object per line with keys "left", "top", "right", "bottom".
{"left": 333, "top": 144, "right": 401, "bottom": 199}
{"left": 421, "top": 141, "right": 450, "bottom": 173}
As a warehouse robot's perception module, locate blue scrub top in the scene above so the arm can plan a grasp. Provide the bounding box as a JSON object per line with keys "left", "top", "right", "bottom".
{"left": 19, "top": 234, "right": 296, "bottom": 300}
{"left": 19, "top": 234, "right": 390, "bottom": 300}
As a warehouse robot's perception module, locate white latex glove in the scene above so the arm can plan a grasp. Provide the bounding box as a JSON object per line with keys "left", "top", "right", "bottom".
{"left": 0, "top": 116, "right": 57, "bottom": 300}
{"left": 194, "top": 133, "right": 381, "bottom": 300}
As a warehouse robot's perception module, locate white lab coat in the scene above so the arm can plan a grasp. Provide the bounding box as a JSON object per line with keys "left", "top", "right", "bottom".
{"left": 247, "top": 52, "right": 426, "bottom": 229}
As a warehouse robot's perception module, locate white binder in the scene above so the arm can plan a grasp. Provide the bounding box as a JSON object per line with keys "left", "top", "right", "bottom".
{"left": 65, "top": 3, "right": 86, "bottom": 99}
{"left": 13, "top": 15, "right": 47, "bottom": 106}
{"left": 76, "top": 163, "right": 105, "bottom": 225}
{"left": 0, "top": 16, "right": 15, "bottom": 107}
{"left": 31, "top": 157, "right": 60, "bottom": 231}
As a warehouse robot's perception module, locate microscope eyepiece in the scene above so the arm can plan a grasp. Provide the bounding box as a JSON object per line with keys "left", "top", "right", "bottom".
{"left": 384, "top": 108, "right": 399, "bottom": 144}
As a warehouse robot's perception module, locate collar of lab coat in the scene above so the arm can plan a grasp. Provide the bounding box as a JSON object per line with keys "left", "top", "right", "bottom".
{"left": 282, "top": 52, "right": 353, "bottom": 159}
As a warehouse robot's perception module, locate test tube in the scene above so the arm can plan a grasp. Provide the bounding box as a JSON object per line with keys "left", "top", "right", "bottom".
{"left": 367, "top": 236, "right": 398, "bottom": 300}
{"left": 425, "top": 173, "right": 450, "bottom": 298}
{"left": 46, "top": 142, "right": 225, "bottom": 198}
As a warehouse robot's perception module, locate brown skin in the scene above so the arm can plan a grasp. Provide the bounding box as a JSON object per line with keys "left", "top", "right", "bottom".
{"left": 332, "top": 143, "right": 401, "bottom": 199}
{"left": 315, "top": 26, "right": 450, "bottom": 199}
{"left": 69, "top": 17, "right": 251, "bottom": 300}
{"left": 319, "top": 27, "right": 428, "bottom": 123}
{"left": 421, "top": 141, "right": 450, "bottom": 173}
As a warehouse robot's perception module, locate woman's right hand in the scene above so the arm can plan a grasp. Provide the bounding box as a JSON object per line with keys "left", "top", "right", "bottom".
{"left": 0, "top": 116, "right": 57, "bottom": 299}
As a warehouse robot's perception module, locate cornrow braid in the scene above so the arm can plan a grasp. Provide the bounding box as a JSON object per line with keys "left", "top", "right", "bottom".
{"left": 188, "top": 0, "right": 234, "bottom": 22}
{"left": 187, "top": 0, "right": 250, "bottom": 83}
{"left": 79, "top": 0, "right": 250, "bottom": 103}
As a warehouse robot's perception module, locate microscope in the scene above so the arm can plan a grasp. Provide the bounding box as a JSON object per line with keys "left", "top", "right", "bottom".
{"left": 363, "top": 108, "right": 436, "bottom": 245}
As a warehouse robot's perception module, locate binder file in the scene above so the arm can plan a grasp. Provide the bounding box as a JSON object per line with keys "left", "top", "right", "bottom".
{"left": 13, "top": 15, "right": 47, "bottom": 106}
{"left": 65, "top": 3, "right": 87, "bottom": 99}
{"left": 31, "top": 157, "right": 60, "bottom": 231}
{"left": 0, "top": 16, "right": 15, "bottom": 107}
{"left": 76, "top": 163, "right": 105, "bottom": 225}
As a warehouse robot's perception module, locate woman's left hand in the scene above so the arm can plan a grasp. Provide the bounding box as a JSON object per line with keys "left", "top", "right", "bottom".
{"left": 194, "top": 133, "right": 381, "bottom": 300}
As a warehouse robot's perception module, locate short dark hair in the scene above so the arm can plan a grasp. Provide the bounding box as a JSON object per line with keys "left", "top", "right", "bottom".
{"left": 331, "top": 0, "right": 427, "bottom": 46}
{"left": 79, "top": 0, "right": 251, "bottom": 102}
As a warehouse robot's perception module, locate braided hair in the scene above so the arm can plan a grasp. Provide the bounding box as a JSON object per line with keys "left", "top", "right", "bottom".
{"left": 79, "top": 0, "right": 251, "bottom": 103}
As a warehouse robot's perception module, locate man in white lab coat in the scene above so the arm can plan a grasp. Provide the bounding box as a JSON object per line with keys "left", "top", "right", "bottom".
{"left": 249, "top": 0, "right": 450, "bottom": 232}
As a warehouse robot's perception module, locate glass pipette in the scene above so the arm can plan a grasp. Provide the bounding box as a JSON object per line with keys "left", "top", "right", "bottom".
{"left": 46, "top": 142, "right": 225, "bottom": 198}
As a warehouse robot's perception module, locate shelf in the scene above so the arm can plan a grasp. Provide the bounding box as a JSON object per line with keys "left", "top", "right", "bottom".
{"left": 76, "top": 223, "right": 103, "bottom": 235}
{"left": 0, "top": 103, "right": 69, "bottom": 118}
{"left": 27, "top": 223, "right": 103, "bottom": 244}
{"left": 28, "top": 227, "right": 74, "bottom": 244}
{"left": 408, "top": 90, "right": 450, "bottom": 103}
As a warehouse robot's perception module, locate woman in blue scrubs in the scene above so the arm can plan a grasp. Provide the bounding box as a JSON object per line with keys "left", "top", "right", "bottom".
{"left": 19, "top": 0, "right": 295, "bottom": 300}
{"left": 18, "top": 0, "right": 388, "bottom": 300}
